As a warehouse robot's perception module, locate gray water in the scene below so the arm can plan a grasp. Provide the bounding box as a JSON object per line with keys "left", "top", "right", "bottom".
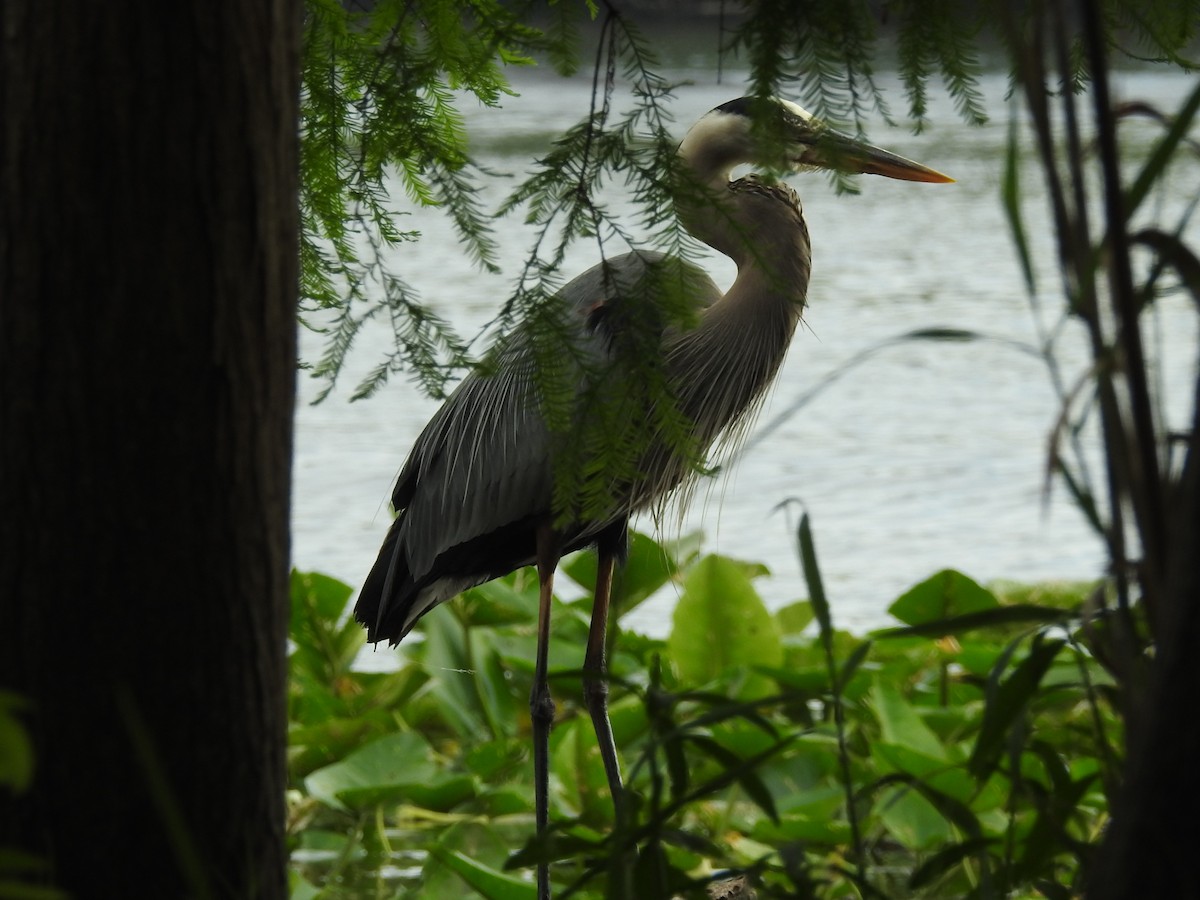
{"left": 293, "top": 63, "right": 1198, "bottom": 635}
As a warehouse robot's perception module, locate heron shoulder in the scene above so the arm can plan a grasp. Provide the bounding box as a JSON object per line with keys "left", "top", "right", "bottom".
{"left": 557, "top": 251, "right": 720, "bottom": 343}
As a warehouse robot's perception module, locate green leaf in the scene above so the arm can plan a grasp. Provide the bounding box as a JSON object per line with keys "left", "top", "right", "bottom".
{"left": 688, "top": 735, "right": 780, "bottom": 823}
{"left": 1002, "top": 111, "right": 1037, "bottom": 294}
{"left": 417, "top": 611, "right": 495, "bottom": 739}
{"left": 431, "top": 846, "right": 538, "bottom": 900}
{"left": 608, "top": 695, "right": 651, "bottom": 750}
{"left": 888, "top": 570, "right": 999, "bottom": 626}
{"left": 474, "top": 633, "right": 521, "bottom": 740}
{"left": 563, "top": 530, "right": 678, "bottom": 616}
{"left": 1132, "top": 228, "right": 1200, "bottom": 311}
{"left": 876, "top": 603, "right": 1069, "bottom": 639}
{"left": 908, "top": 836, "right": 997, "bottom": 889}
{"left": 464, "top": 739, "right": 525, "bottom": 782}
{"left": 0, "top": 880, "right": 71, "bottom": 900}
{"left": 291, "top": 569, "right": 354, "bottom": 624}
{"left": 871, "top": 680, "right": 946, "bottom": 760}
{"left": 288, "top": 569, "right": 365, "bottom": 695}
{"left": 454, "top": 578, "right": 537, "bottom": 629}
{"left": 775, "top": 600, "right": 815, "bottom": 635}
{"left": 868, "top": 772, "right": 987, "bottom": 855}
{"left": 875, "top": 783, "right": 953, "bottom": 850}
{"left": 0, "top": 849, "right": 52, "bottom": 876}
{"left": 711, "top": 718, "right": 784, "bottom": 759}
{"left": 666, "top": 555, "right": 783, "bottom": 688}
{"left": 838, "top": 640, "right": 873, "bottom": 692}
{"left": 633, "top": 840, "right": 685, "bottom": 898}
{"left": 287, "top": 717, "right": 380, "bottom": 778}
{"left": 1015, "top": 765, "right": 1098, "bottom": 880}
{"left": 1125, "top": 79, "right": 1200, "bottom": 220}
{"left": 872, "top": 744, "right": 977, "bottom": 805}
{"left": 551, "top": 718, "right": 611, "bottom": 822}
{"left": 478, "top": 786, "right": 532, "bottom": 818}
{"left": 0, "top": 695, "right": 33, "bottom": 793}
{"left": 757, "top": 665, "right": 829, "bottom": 693}
{"left": 304, "top": 731, "right": 475, "bottom": 811}
{"left": 505, "top": 827, "right": 605, "bottom": 870}
{"left": 969, "top": 637, "right": 1066, "bottom": 778}
{"left": 664, "top": 730, "right": 690, "bottom": 804}
{"left": 797, "top": 514, "right": 832, "bottom": 639}
{"left": 752, "top": 814, "right": 853, "bottom": 846}
{"left": 288, "top": 869, "right": 322, "bottom": 900}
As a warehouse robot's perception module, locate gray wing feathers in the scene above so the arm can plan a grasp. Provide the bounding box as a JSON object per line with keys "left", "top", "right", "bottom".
{"left": 389, "top": 249, "right": 721, "bottom": 582}
{"left": 395, "top": 365, "right": 552, "bottom": 581}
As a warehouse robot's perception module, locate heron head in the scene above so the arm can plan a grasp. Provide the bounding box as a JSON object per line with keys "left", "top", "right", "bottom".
{"left": 679, "top": 96, "right": 953, "bottom": 185}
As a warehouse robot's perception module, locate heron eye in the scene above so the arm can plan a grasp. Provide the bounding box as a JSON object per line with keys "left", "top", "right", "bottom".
{"left": 794, "top": 147, "right": 825, "bottom": 167}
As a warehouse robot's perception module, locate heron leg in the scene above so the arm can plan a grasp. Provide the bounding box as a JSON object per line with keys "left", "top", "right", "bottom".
{"left": 531, "top": 524, "right": 560, "bottom": 900}
{"left": 583, "top": 546, "right": 624, "bottom": 821}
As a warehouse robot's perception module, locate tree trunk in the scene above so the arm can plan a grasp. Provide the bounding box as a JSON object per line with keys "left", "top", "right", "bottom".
{"left": 0, "top": 2, "right": 299, "bottom": 896}
{"left": 1089, "top": 377, "right": 1200, "bottom": 899}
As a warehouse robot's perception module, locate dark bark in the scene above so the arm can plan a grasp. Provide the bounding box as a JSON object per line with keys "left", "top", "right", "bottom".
{"left": 0, "top": 1, "right": 299, "bottom": 896}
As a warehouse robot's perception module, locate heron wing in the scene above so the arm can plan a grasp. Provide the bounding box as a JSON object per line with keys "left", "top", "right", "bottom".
{"left": 401, "top": 249, "right": 711, "bottom": 572}
{"left": 397, "top": 356, "right": 551, "bottom": 583}
{"left": 357, "top": 250, "right": 721, "bottom": 642}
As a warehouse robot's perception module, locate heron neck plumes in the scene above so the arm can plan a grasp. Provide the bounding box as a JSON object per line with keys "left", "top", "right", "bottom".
{"left": 650, "top": 160, "right": 811, "bottom": 510}
{"left": 674, "top": 164, "right": 812, "bottom": 317}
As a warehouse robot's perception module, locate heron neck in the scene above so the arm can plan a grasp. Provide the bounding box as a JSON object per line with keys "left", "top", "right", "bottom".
{"left": 677, "top": 174, "right": 812, "bottom": 313}
{"left": 664, "top": 248, "right": 805, "bottom": 451}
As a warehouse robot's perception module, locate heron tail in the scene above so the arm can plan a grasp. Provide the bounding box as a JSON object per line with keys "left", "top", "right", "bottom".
{"left": 354, "top": 517, "right": 412, "bottom": 644}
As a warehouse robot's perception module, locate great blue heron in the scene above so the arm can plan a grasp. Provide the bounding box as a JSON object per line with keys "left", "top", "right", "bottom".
{"left": 357, "top": 96, "right": 951, "bottom": 897}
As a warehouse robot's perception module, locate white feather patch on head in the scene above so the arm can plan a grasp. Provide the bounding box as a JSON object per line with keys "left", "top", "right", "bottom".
{"left": 678, "top": 109, "right": 755, "bottom": 183}
{"left": 777, "top": 98, "right": 815, "bottom": 122}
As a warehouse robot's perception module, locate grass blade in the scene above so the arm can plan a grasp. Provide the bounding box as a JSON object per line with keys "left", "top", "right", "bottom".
{"left": 1124, "top": 80, "right": 1200, "bottom": 220}
{"left": 1002, "top": 110, "right": 1037, "bottom": 294}
{"left": 876, "top": 604, "right": 1069, "bottom": 639}
{"left": 969, "top": 635, "right": 1066, "bottom": 778}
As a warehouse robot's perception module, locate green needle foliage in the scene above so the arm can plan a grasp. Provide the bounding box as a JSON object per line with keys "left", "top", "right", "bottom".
{"left": 298, "top": 0, "right": 1197, "bottom": 404}
{"left": 300, "top": 0, "right": 570, "bottom": 402}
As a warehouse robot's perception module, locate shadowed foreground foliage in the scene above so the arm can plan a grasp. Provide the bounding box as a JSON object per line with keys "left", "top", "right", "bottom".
{"left": 288, "top": 525, "right": 1115, "bottom": 899}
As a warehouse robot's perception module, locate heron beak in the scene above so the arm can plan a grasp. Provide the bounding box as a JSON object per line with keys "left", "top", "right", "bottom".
{"left": 800, "top": 129, "right": 955, "bottom": 184}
